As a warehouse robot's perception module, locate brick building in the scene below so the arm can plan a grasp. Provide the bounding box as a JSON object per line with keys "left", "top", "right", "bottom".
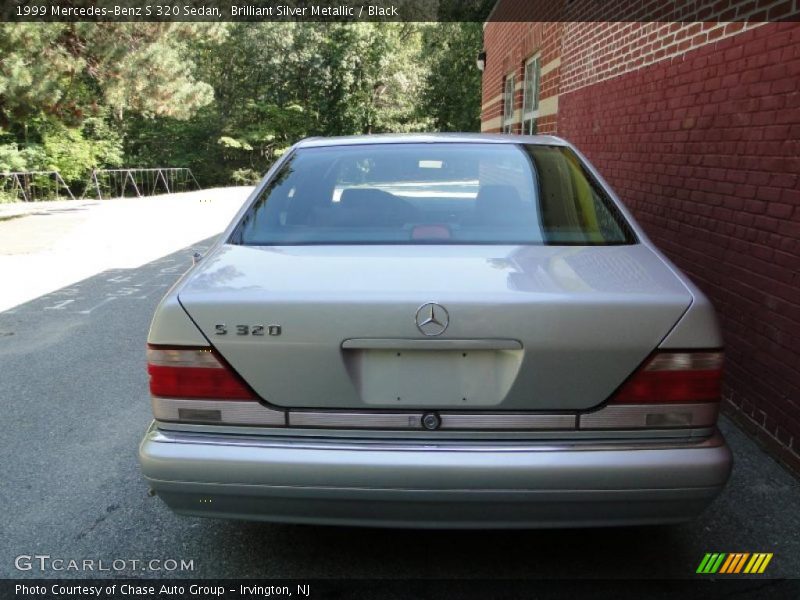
{"left": 481, "top": 1, "right": 800, "bottom": 473}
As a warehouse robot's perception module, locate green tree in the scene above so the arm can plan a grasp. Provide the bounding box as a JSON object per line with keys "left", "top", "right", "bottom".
{"left": 0, "top": 23, "right": 220, "bottom": 127}
{"left": 127, "top": 23, "right": 431, "bottom": 185}
{"left": 0, "top": 23, "right": 223, "bottom": 191}
{"left": 419, "top": 22, "right": 486, "bottom": 132}
{"left": 2, "top": 20, "right": 494, "bottom": 194}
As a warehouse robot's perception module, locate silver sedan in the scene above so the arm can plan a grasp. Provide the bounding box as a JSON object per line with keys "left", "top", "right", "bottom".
{"left": 139, "top": 134, "right": 731, "bottom": 528}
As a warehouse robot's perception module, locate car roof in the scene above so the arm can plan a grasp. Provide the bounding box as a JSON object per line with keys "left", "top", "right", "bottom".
{"left": 295, "top": 132, "right": 570, "bottom": 149}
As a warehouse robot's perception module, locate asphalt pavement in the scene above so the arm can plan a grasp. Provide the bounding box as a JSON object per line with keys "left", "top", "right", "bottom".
{"left": 0, "top": 188, "right": 251, "bottom": 313}
{"left": 1, "top": 238, "right": 800, "bottom": 581}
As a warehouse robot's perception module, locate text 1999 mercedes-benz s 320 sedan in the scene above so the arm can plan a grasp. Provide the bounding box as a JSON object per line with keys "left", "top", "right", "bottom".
{"left": 139, "top": 134, "right": 732, "bottom": 528}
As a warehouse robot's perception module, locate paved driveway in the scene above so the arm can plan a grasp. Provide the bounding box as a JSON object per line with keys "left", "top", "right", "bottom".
{"left": 0, "top": 188, "right": 252, "bottom": 313}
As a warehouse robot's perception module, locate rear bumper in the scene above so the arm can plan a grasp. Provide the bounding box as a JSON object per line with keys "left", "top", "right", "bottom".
{"left": 139, "top": 424, "right": 732, "bottom": 528}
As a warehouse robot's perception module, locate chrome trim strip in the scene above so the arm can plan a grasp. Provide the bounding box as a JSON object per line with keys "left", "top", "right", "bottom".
{"left": 145, "top": 424, "right": 726, "bottom": 453}
{"left": 152, "top": 397, "right": 285, "bottom": 426}
{"left": 289, "top": 411, "right": 423, "bottom": 429}
{"left": 288, "top": 410, "right": 574, "bottom": 431}
{"left": 341, "top": 338, "right": 523, "bottom": 351}
{"left": 579, "top": 403, "right": 719, "bottom": 430}
{"left": 152, "top": 398, "right": 718, "bottom": 432}
{"left": 440, "top": 413, "right": 576, "bottom": 430}
{"left": 156, "top": 420, "right": 717, "bottom": 441}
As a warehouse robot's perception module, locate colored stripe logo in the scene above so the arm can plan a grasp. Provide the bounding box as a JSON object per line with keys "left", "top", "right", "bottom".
{"left": 697, "top": 553, "right": 773, "bottom": 574}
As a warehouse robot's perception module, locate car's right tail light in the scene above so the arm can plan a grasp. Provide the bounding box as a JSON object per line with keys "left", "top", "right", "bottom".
{"left": 608, "top": 351, "right": 722, "bottom": 404}
{"left": 580, "top": 351, "right": 723, "bottom": 430}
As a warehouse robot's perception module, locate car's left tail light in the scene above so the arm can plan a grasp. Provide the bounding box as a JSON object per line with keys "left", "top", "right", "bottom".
{"left": 147, "top": 345, "right": 284, "bottom": 426}
{"left": 147, "top": 346, "right": 255, "bottom": 400}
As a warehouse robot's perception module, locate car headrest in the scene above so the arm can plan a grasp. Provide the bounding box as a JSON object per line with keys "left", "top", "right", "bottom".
{"left": 339, "top": 188, "right": 396, "bottom": 209}
{"left": 475, "top": 185, "right": 524, "bottom": 214}
{"left": 336, "top": 187, "right": 416, "bottom": 226}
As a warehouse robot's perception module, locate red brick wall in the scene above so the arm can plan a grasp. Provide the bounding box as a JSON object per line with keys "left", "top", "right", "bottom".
{"left": 557, "top": 22, "right": 800, "bottom": 471}
{"left": 559, "top": 21, "right": 766, "bottom": 93}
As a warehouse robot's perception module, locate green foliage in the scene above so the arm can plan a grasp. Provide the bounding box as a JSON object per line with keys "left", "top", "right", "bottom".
{"left": 0, "top": 23, "right": 222, "bottom": 194}
{"left": 218, "top": 137, "right": 253, "bottom": 151}
{"left": 126, "top": 22, "right": 437, "bottom": 185}
{"left": 231, "top": 169, "right": 262, "bottom": 185}
{"left": 419, "top": 22, "right": 486, "bottom": 132}
{"left": 1, "top": 21, "right": 490, "bottom": 195}
{"left": 0, "top": 143, "right": 47, "bottom": 173}
{"left": 42, "top": 117, "right": 124, "bottom": 184}
{"left": 0, "top": 23, "right": 222, "bottom": 126}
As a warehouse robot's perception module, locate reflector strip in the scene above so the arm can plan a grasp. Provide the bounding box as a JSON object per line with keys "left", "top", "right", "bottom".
{"left": 580, "top": 402, "right": 718, "bottom": 430}
{"left": 152, "top": 397, "right": 284, "bottom": 426}
{"left": 645, "top": 352, "right": 723, "bottom": 371}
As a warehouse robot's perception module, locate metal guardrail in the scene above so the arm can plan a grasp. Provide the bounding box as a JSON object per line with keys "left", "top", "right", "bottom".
{"left": 1, "top": 168, "right": 201, "bottom": 202}
{"left": 0, "top": 171, "right": 75, "bottom": 202}
{"left": 82, "top": 168, "right": 201, "bottom": 200}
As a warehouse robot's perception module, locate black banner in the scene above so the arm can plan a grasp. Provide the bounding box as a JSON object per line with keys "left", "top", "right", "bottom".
{"left": 2, "top": 0, "right": 800, "bottom": 22}
{"left": 3, "top": 579, "right": 800, "bottom": 600}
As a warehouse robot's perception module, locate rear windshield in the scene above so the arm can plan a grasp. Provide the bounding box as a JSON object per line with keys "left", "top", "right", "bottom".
{"left": 230, "top": 143, "right": 635, "bottom": 246}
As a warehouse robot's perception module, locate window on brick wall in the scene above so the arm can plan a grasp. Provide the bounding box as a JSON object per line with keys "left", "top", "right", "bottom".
{"left": 522, "top": 55, "right": 540, "bottom": 135}
{"left": 502, "top": 73, "right": 515, "bottom": 133}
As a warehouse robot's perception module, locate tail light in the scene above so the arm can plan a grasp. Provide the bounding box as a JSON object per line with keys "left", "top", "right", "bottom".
{"left": 146, "top": 345, "right": 284, "bottom": 426}
{"left": 147, "top": 345, "right": 255, "bottom": 400}
{"left": 580, "top": 351, "right": 723, "bottom": 430}
{"left": 609, "top": 351, "right": 723, "bottom": 404}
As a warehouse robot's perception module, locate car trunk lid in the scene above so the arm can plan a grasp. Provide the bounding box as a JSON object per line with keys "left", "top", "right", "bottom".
{"left": 177, "top": 243, "right": 692, "bottom": 411}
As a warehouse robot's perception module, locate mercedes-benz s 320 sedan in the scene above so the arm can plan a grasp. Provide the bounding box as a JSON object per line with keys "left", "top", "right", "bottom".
{"left": 139, "top": 134, "right": 732, "bottom": 528}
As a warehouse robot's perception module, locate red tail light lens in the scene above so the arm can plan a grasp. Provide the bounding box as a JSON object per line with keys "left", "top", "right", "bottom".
{"left": 147, "top": 345, "right": 256, "bottom": 400}
{"left": 609, "top": 351, "right": 722, "bottom": 404}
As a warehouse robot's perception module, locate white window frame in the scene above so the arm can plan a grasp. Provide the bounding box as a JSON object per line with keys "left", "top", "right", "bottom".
{"left": 502, "top": 73, "right": 516, "bottom": 134}
{"left": 521, "top": 55, "right": 541, "bottom": 135}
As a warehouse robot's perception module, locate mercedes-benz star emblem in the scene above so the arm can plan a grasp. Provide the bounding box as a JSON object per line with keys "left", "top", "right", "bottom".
{"left": 415, "top": 302, "right": 449, "bottom": 336}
